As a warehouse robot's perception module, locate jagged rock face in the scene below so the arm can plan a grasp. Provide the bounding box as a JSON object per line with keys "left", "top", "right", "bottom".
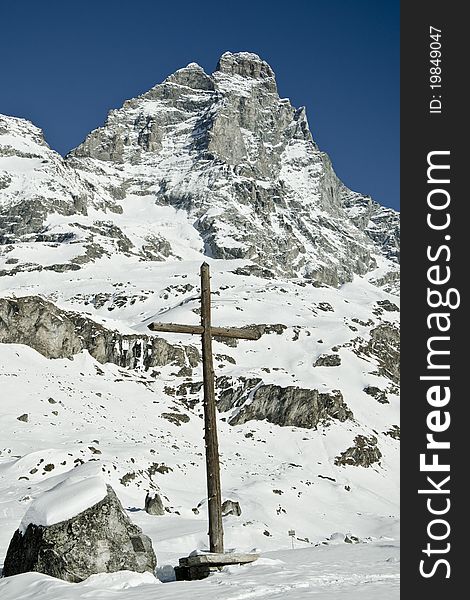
{"left": 3, "top": 486, "right": 156, "bottom": 582}
{"left": 217, "top": 376, "right": 353, "bottom": 428}
{"left": 217, "top": 52, "right": 276, "bottom": 80}
{"left": 0, "top": 296, "right": 199, "bottom": 369}
{"left": 0, "top": 52, "right": 399, "bottom": 287}
{"left": 342, "top": 191, "right": 400, "bottom": 263}
{"left": 0, "top": 116, "right": 95, "bottom": 243}
{"left": 0, "top": 51, "right": 394, "bottom": 287}
{"left": 0, "top": 115, "right": 135, "bottom": 272}
{"left": 384, "top": 425, "right": 400, "bottom": 440}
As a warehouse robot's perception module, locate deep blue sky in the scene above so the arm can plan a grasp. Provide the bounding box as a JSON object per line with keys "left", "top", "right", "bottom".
{"left": 0, "top": 0, "right": 399, "bottom": 210}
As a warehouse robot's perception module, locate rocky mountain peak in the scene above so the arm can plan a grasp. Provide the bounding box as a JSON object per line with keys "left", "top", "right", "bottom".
{"left": 0, "top": 51, "right": 399, "bottom": 290}
{"left": 215, "top": 51, "right": 276, "bottom": 80}
{"left": 0, "top": 114, "right": 49, "bottom": 154}
{"left": 163, "top": 62, "right": 215, "bottom": 91}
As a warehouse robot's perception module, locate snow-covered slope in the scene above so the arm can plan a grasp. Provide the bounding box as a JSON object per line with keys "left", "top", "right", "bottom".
{"left": 0, "top": 542, "right": 399, "bottom": 599}
{"left": 0, "top": 51, "right": 399, "bottom": 596}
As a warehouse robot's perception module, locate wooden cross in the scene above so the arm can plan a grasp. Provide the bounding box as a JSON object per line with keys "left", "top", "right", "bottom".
{"left": 148, "top": 262, "right": 260, "bottom": 554}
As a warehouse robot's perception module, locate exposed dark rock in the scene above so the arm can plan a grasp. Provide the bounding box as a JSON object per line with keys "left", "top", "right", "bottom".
{"left": 314, "top": 354, "right": 341, "bottom": 367}
{"left": 317, "top": 302, "right": 334, "bottom": 312}
{"left": 334, "top": 435, "right": 382, "bottom": 467}
{"left": 3, "top": 486, "right": 156, "bottom": 582}
{"left": 215, "top": 353, "right": 237, "bottom": 365}
{"left": 17, "top": 414, "right": 29, "bottom": 422}
{"left": 344, "top": 535, "right": 360, "bottom": 544}
{"left": 357, "top": 323, "right": 400, "bottom": 384}
{"left": 217, "top": 376, "right": 353, "bottom": 428}
{"left": 252, "top": 323, "right": 287, "bottom": 336}
{"left": 231, "top": 266, "right": 276, "bottom": 279}
{"left": 363, "top": 386, "right": 389, "bottom": 404}
{"left": 145, "top": 492, "right": 165, "bottom": 516}
{"left": 0, "top": 296, "right": 199, "bottom": 370}
{"left": 120, "top": 472, "right": 137, "bottom": 486}
{"left": 384, "top": 425, "right": 400, "bottom": 440}
{"left": 176, "top": 381, "right": 204, "bottom": 397}
{"left": 221, "top": 499, "right": 242, "bottom": 517}
{"left": 160, "top": 412, "right": 190, "bottom": 426}
{"left": 147, "top": 463, "right": 173, "bottom": 476}
{"left": 376, "top": 299, "right": 399, "bottom": 312}
{"left": 176, "top": 366, "right": 193, "bottom": 377}
{"left": 318, "top": 475, "right": 336, "bottom": 482}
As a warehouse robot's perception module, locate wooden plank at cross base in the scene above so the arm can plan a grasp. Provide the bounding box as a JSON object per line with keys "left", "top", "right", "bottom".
{"left": 179, "top": 552, "right": 260, "bottom": 567}
{"left": 175, "top": 553, "right": 259, "bottom": 581}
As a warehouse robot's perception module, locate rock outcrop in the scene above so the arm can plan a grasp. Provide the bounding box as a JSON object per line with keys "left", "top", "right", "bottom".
{"left": 356, "top": 323, "right": 400, "bottom": 384}
{"left": 363, "top": 386, "right": 389, "bottom": 404}
{"left": 217, "top": 377, "right": 353, "bottom": 428}
{"left": 334, "top": 435, "right": 382, "bottom": 467}
{"left": 314, "top": 354, "right": 341, "bottom": 367}
{"left": 3, "top": 485, "right": 156, "bottom": 582}
{"left": 0, "top": 296, "right": 199, "bottom": 369}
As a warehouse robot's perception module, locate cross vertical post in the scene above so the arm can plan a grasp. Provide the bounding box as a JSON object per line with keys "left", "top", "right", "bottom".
{"left": 200, "top": 262, "right": 224, "bottom": 553}
{"left": 148, "top": 263, "right": 261, "bottom": 555}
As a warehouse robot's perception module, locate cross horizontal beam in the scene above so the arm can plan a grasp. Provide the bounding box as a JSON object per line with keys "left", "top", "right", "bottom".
{"left": 148, "top": 321, "right": 261, "bottom": 340}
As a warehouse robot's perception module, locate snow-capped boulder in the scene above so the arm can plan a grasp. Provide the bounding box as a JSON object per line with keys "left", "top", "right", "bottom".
{"left": 3, "top": 478, "right": 156, "bottom": 582}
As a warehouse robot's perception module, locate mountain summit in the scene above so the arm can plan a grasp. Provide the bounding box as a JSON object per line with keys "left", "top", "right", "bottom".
{"left": 1, "top": 51, "right": 399, "bottom": 288}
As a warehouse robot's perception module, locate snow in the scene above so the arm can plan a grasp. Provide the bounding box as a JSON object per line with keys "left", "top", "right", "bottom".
{"left": 19, "top": 463, "right": 107, "bottom": 533}
{"left": 0, "top": 542, "right": 399, "bottom": 599}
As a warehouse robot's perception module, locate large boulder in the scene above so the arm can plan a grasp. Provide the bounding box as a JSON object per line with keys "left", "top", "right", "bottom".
{"left": 3, "top": 480, "right": 157, "bottom": 582}
{"left": 222, "top": 499, "right": 242, "bottom": 517}
{"left": 144, "top": 491, "right": 165, "bottom": 516}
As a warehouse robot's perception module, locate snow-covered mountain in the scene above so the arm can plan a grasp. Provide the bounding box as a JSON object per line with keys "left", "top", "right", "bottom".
{"left": 0, "top": 51, "right": 399, "bottom": 594}
{"left": 1, "top": 52, "right": 399, "bottom": 288}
